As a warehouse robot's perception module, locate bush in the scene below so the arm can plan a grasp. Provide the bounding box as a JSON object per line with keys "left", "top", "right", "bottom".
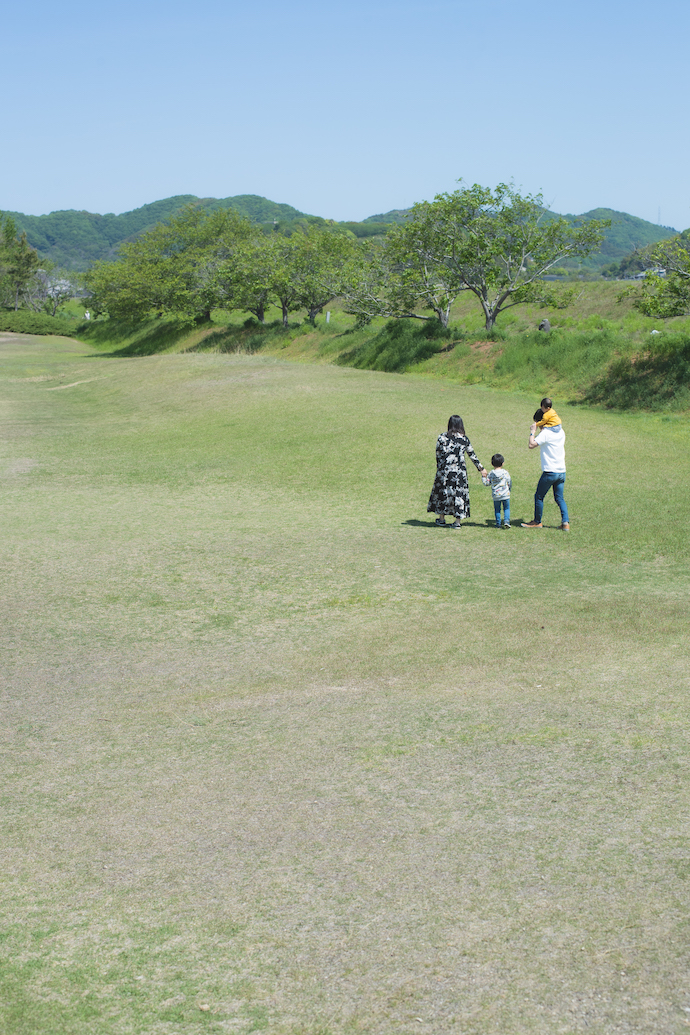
{"left": 0, "top": 309, "right": 77, "bottom": 336}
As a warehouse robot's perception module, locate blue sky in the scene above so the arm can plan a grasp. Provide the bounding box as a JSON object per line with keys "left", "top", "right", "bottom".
{"left": 4, "top": 0, "right": 689, "bottom": 227}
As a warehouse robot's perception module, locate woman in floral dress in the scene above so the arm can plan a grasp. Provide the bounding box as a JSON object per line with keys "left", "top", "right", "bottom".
{"left": 427, "top": 415, "right": 487, "bottom": 527}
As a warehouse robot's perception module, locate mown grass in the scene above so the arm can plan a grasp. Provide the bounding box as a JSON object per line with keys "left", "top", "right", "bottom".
{"left": 1, "top": 329, "right": 689, "bottom": 1034}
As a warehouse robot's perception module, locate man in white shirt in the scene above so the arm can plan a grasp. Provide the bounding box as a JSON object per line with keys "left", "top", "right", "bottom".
{"left": 521, "top": 397, "right": 570, "bottom": 530}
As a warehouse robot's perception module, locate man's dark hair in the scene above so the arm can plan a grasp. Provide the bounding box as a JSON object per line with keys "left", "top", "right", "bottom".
{"left": 447, "top": 414, "right": 466, "bottom": 436}
{"left": 541, "top": 397, "right": 553, "bottom": 410}
{"left": 533, "top": 409, "right": 544, "bottom": 422}
{"left": 491, "top": 453, "right": 504, "bottom": 467}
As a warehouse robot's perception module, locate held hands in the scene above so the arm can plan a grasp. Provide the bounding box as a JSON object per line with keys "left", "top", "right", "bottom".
{"left": 529, "top": 422, "right": 537, "bottom": 435}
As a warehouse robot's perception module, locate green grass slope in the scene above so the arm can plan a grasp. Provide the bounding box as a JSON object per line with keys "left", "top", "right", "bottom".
{"left": 72, "top": 281, "right": 690, "bottom": 411}
{"left": 0, "top": 330, "right": 689, "bottom": 1034}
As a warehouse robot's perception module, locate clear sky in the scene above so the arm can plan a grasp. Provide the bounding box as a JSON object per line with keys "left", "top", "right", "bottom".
{"left": 4, "top": 0, "right": 689, "bottom": 228}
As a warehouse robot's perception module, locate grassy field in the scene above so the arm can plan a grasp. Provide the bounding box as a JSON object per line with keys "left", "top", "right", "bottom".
{"left": 1, "top": 330, "right": 689, "bottom": 1035}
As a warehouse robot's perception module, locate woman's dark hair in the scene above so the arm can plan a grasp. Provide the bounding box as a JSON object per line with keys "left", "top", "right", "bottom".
{"left": 447, "top": 415, "right": 466, "bottom": 436}
{"left": 533, "top": 408, "right": 544, "bottom": 422}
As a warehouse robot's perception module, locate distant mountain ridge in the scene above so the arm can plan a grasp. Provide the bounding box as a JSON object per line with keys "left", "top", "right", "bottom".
{"left": 4, "top": 195, "right": 312, "bottom": 270}
{"left": 2, "top": 195, "right": 679, "bottom": 271}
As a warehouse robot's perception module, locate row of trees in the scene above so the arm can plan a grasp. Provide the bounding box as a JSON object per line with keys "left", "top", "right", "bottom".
{"left": 84, "top": 207, "right": 361, "bottom": 327}
{"left": 9, "top": 185, "right": 690, "bottom": 331}
{"left": 5, "top": 184, "right": 629, "bottom": 331}
{"left": 84, "top": 185, "right": 612, "bottom": 332}
{"left": 0, "top": 215, "right": 78, "bottom": 315}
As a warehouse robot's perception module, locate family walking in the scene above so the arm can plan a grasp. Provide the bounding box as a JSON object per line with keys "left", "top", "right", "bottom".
{"left": 426, "top": 398, "right": 569, "bottom": 530}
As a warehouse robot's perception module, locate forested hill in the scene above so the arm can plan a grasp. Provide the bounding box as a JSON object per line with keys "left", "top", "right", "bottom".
{"left": 568, "top": 208, "right": 677, "bottom": 265}
{"left": 5, "top": 195, "right": 313, "bottom": 269}
{"left": 3, "top": 194, "right": 680, "bottom": 271}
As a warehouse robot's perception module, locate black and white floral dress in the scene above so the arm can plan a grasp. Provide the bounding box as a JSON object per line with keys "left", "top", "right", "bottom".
{"left": 427, "top": 433, "right": 484, "bottom": 520}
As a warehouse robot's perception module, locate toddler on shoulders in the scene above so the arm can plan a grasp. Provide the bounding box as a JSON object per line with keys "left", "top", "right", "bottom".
{"left": 534, "top": 395, "right": 562, "bottom": 431}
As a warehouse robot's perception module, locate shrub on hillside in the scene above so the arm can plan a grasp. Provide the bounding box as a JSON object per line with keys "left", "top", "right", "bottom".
{"left": 0, "top": 310, "right": 77, "bottom": 335}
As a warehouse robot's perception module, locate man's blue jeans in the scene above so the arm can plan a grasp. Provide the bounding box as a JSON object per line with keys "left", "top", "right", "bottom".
{"left": 535, "top": 472, "right": 568, "bottom": 523}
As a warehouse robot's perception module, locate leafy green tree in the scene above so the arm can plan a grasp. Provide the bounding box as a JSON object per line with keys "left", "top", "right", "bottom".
{"left": 84, "top": 206, "right": 253, "bottom": 320}
{"left": 344, "top": 183, "right": 610, "bottom": 331}
{"left": 23, "top": 261, "right": 79, "bottom": 316}
{"left": 211, "top": 226, "right": 362, "bottom": 326}
{"left": 631, "top": 231, "right": 690, "bottom": 319}
{"left": 212, "top": 233, "right": 280, "bottom": 324}
{"left": 1, "top": 215, "right": 42, "bottom": 311}
{"left": 288, "top": 226, "right": 360, "bottom": 325}
{"left": 269, "top": 235, "right": 303, "bottom": 328}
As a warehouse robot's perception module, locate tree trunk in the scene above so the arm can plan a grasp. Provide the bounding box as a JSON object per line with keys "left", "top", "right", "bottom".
{"left": 281, "top": 301, "right": 289, "bottom": 328}
{"left": 14, "top": 286, "right": 19, "bottom": 311}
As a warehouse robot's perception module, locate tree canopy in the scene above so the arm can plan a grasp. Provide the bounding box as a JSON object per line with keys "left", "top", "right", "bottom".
{"left": 0, "top": 214, "right": 77, "bottom": 315}
{"left": 84, "top": 207, "right": 362, "bottom": 325}
{"left": 631, "top": 230, "right": 690, "bottom": 319}
{"left": 343, "top": 183, "right": 610, "bottom": 330}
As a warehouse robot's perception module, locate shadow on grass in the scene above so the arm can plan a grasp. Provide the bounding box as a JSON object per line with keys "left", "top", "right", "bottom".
{"left": 76, "top": 317, "right": 202, "bottom": 357}
{"left": 189, "top": 319, "right": 300, "bottom": 354}
{"left": 402, "top": 518, "right": 530, "bottom": 529}
{"left": 581, "top": 333, "right": 690, "bottom": 410}
{"left": 337, "top": 319, "right": 457, "bottom": 373}
{"left": 109, "top": 322, "right": 201, "bottom": 357}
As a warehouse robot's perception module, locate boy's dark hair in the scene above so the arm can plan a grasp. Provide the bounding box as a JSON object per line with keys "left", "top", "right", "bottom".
{"left": 541, "top": 397, "right": 553, "bottom": 410}
{"left": 491, "top": 453, "right": 504, "bottom": 467}
{"left": 533, "top": 408, "right": 544, "bottom": 422}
